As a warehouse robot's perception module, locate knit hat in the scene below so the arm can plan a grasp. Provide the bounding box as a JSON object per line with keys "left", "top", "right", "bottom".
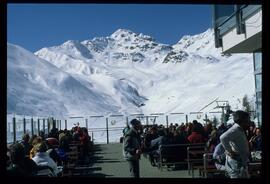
{"left": 129, "top": 119, "right": 141, "bottom": 126}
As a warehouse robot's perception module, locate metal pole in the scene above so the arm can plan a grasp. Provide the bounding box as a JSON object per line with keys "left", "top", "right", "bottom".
{"left": 13, "top": 116, "right": 16, "bottom": 143}
{"left": 85, "top": 118, "right": 88, "bottom": 130}
{"left": 23, "top": 117, "right": 26, "bottom": 134}
{"left": 59, "top": 120, "right": 61, "bottom": 130}
{"left": 37, "top": 119, "right": 40, "bottom": 135}
{"left": 126, "top": 116, "right": 129, "bottom": 127}
{"left": 222, "top": 107, "right": 225, "bottom": 126}
{"left": 185, "top": 114, "right": 188, "bottom": 124}
{"left": 43, "top": 119, "right": 45, "bottom": 133}
{"left": 92, "top": 132, "right": 94, "bottom": 144}
{"left": 146, "top": 116, "right": 149, "bottom": 126}
{"left": 65, "top": 120, "right": 67, "bottom": 130}
{"left": 166, "top": 115, "right": 169, "bottom": 128}
{"left": 47, "top": 118, "right": 50, "bottom": 135}
{"left": 52, "top": 118, "right": 56, "bottom": 129}
{"left": 204, "top": 114, "right": 208, "bottom": 126}
{"left": 106, "top": 117, "right": 109, "bottom": 144}
{"left": 31, "top": 117, "right": 34, "bottom": 136}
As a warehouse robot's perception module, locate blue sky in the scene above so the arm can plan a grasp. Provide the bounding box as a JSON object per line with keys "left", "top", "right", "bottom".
{"left": 8, "top": 4, "right": 212, "bottom": 52}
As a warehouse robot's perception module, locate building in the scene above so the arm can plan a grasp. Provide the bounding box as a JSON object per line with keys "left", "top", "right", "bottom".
{"left": 213, "top": 4, "right": 262, "bottom": 126}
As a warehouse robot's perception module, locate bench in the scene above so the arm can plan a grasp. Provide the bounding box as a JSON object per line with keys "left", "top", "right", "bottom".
{"left": 192, "top": 152, "right": 225, "bottom": 178}
{"left": 186, "top": 145, "right": 207, "bottom": 176}
{"left": 157, "top": 143, "right": 206, "bottom": 171}
{"left": 62, "top": 141, "right": 94, "bottom": 176}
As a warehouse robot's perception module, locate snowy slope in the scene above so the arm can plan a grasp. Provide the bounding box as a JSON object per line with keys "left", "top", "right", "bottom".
{"left": 7, "top": 43, "right": 122, "bottom": 117}
{"left": 8, "top": 28, "right": 255, "bottom": 119}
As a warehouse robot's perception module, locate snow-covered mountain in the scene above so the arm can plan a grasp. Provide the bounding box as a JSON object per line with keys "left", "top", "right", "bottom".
{"left": 8, "top": 28, "right": 255, "bottom": 118}
{"left": 8, "top": 43, "right": 122, "bottom": 117}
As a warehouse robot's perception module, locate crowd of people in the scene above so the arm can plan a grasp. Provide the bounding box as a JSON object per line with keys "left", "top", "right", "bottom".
{"left": 122, "top": 110, "right": 262, "bottom": 178}
{"left": 6, "top": 123, "right": 92, "bottom": 176}
{"left": 6, "top": 111, "right": 262, "bottom": 178}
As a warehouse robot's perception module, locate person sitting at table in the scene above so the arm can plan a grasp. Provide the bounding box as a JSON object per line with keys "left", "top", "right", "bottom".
{"left": 32, "top": 142, "right": 61, "bottom": 176}
{"left": 249, "top": 127, "right": 262, "bottom": 151}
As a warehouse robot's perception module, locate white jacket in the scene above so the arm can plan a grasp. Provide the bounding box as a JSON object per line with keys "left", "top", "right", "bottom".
{"left": 32, "top": 152, "right": 60, "bottom": 176}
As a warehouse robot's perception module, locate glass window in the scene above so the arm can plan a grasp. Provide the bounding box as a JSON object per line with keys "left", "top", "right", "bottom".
{"left": 254, "top": 52, "right": 262, "bottom": 71}
{"left": 255, "top": 74, "right": 262, "bottom": 91}
{"left": 256, "top": 91, "right": 262, "bottom": 102}
{"left": 256, "top": 101, "right": 262, "bottom": 126}
{"left": 215, "top": 5, "right": 235, "bottom": 27}
{"left": 242, "top": 5, "right": 262, "bottom": 20}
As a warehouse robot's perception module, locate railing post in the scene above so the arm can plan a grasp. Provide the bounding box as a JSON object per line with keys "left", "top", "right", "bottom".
{"left": 166, "top": 115, "right": 169, "bottom": 128}
{"left": 146, "top": 116, "right": 149, "bottom": 126}
{"left": 47, "top": 118, "right": 50, "bottom": 135}
{"left": 65, "top": 119, "right": 67, "bottom": 130}
{"left": 31, "top": 117, "right": 34, "bottom": 136}
{"left": 43, "top": 119, "right": 45, "bottom": 133}
{"left": 37, "top": 118, "right": 40, "bottom": 135}
{"left": 59, "top": 120, "right": 61, "bottom": 130}
{"left": 186, "top": 114, "right": 188, "bottom": 124}
{"left": 205, "top": 114, "right": 208, "bottom": 124}
{"left": 23, "top": 117, "right": 26, "bottom": 134}
{"left": 222, "top": 107, "right": 226, "bottom": 126}
{"left": 205, "top": 114, "right": 207, "bottom": 120}
{"left": 106, "top": 117, "right": 109, "bottom": 144}
{"left": 126, "top": 116, "right": 129, "bottom": 127}
{"left": 13, "top": 116, "right": 16, "bottom": 143}
{"left": 52, "top": 118, "right": 56, "bottom": 129}
{"left": 92, "top": 132, "right": 94, "bottom": 144}
{"left": 85, "top": 118, "right": 88, "bottom": 130}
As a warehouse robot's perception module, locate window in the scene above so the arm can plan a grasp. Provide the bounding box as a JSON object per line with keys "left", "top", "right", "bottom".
{"left": 214, "top": 5, "right": 235, "bottom": 27}
{"left": 253, "top": 51, "right": 261, "bottom": 126}
{"left": 254, "top": 52, "right": 262, "bottom": 71}
{"left": 255, "top": 74, "right": 262, "bottom": 92}
{"left": 256, "top": 91, "right": 262, "bottom": 102}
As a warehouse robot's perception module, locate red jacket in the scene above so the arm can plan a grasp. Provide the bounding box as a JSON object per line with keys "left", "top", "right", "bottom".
{"left": 187, "top": 132, "right": 204, "bottom": 143}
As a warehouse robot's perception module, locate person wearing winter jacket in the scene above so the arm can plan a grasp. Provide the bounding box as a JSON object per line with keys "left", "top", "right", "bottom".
{"left": 220, "top": 110, "right": 251, "bottom": 178}
{"left": 32, "top": 142, "right": 61, "bottom": 177}
{"left": 123, "top": 119, "right": 143, "bottom": 178}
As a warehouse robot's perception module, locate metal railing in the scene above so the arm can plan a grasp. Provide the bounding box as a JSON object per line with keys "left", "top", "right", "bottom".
{"left": 7, "top": 112, "right": 223, "bottom": 144}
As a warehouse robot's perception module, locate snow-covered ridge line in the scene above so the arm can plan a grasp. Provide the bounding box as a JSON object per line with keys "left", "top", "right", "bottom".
{"left": 8, "top": 28, "right": 255, "bottom": 118}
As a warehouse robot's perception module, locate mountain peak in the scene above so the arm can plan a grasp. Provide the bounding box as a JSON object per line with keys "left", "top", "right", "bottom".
{"left": 62, "top": 40, "right": 80, "bottom": 47}
{"left": 178, "top": 28, "right": 213, "bottom": 41}
{"left": 110, "top": 29, "right": 136, "bottom": 39}
{"left": 197, "top": 28, "right": 214, "bottom": 38}
{"left": 173, "top": 28, "right": 215, "bottom": 54}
